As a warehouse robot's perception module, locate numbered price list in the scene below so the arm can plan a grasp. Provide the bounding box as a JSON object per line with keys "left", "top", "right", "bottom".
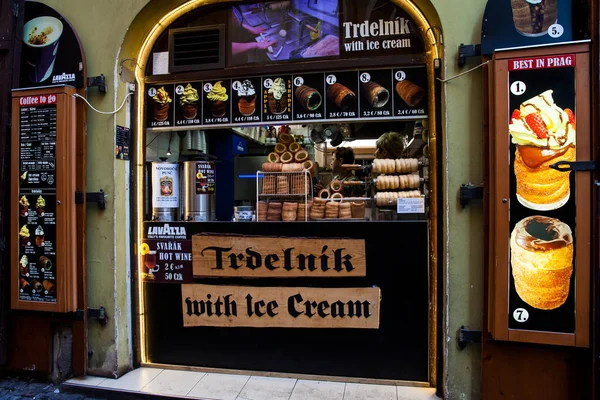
{"left": 18, "top": 101, "right": 58, "bottom": 302}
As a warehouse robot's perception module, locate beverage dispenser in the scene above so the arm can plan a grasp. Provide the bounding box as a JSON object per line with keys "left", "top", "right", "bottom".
{"left": 181, "top": 160, "right": 216, "bottom": 221}
{"left": 151, "top": 158, "right": 179, "bottom": 221}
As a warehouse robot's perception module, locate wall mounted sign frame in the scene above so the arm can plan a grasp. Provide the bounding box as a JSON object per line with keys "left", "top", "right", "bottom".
{"left": 11, "top": 86, "right": 78, "bottom": 313}
{"left": 488, "top": 42, "right": 590, "bottom": 347}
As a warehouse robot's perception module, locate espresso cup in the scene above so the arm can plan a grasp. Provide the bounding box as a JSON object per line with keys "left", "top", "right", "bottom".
{"left": 23, "top": 16, "right": 63, "bottom": 83}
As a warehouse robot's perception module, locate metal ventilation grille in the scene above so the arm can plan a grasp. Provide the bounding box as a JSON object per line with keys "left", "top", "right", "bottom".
{"left": 168, "top": 25, "right": 225, "bottom": 73}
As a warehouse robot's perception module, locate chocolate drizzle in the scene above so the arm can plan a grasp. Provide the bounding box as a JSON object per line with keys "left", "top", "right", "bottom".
{"left": 517, "top": 144, "right": 572, "bottom": 168}
{"left": 528, "top": 2, "right": 548, "bottom": 34}
{"left": 515, "top": 215, "right": 573, "bottom": 251}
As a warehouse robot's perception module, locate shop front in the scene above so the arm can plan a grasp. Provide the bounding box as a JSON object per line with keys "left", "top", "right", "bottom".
{"left": 134, "top": 0, "right": 442, "bottom": 387}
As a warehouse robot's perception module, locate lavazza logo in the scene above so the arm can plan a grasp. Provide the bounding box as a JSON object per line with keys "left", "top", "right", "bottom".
{"left": 147, "top": 224, "right": 187, "bottom": 239}
{"left": 52, "top": 72, "right": 76, "bottom": 84}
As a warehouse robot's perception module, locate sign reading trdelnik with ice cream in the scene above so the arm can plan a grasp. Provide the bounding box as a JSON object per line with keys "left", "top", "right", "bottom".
{"left": 507, "top": 53, "right": 577, "bottom": 333}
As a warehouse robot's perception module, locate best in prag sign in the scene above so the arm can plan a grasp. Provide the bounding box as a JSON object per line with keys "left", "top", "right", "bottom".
{"left": 182, "top": 285, "right": 381, "bottom": 329}
{"left": 192, "top": 234, "right": 366, "bottom": 278}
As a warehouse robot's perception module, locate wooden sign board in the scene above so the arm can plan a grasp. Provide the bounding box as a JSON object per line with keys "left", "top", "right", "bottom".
{"left": 182, "top": 284, "right": 380, "bottom": 329}
{"left": 11, "top": 87, "right": 78, "bottom": 312}
{"left": 488, "top": 43, "right": 590, "bottom": 347}
{"left": 192, "top": 234, "right": 366, "bottom": 278}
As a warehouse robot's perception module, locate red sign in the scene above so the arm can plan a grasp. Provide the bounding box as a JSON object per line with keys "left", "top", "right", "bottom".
{"left": 18, "top": 94, "right": 58, "bottom": 107}
{"left": 508, "top": 54, "right": 576, "bottom": 71}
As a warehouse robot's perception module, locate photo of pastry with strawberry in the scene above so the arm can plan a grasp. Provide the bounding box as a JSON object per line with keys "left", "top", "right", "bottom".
{"left": 509, "top": 89, "right": 576, "bottom": 211}
{"left": 152, "top": 87, "right": 172, "bottom": 121}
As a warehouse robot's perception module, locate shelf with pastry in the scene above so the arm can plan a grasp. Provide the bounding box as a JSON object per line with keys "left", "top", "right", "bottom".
{"left": 341, "top": 158, "right": 426, "bottom": 175}
{"left": 256, "top": 200, "right": 312, "bottom": 222}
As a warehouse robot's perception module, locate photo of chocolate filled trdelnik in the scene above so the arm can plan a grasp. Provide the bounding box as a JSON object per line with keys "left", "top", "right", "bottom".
{"left": 511, "top": 0, "right": 558, "bottom": 37}
{"left": 509, "top": 89, "right": 576, "bottom": 211}
{"left": 510, "top": 215, "right": 573, "bottom": 310}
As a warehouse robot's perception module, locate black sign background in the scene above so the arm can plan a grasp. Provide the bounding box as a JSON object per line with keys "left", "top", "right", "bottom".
{"left": 142, "top": 221, "right": 429, "bottom": 381}
{"left": 18, "top": 2, "right": 85, "bottom": 89}
{"left": 18, "top": 103, "right": 58, "bottom": 303}
{"left": 507, "top": 65, "right": 576, "bottom": 333}
{"left": 481, "top": 0, "right": 573, "bottom": 55}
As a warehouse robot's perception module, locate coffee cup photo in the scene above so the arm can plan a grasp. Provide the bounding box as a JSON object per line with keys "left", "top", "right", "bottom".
{"left": 23, "top": 16, "right": 63, "bottom": 83}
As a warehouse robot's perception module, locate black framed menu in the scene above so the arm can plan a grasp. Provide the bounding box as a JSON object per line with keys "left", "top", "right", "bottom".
{"left": 12, "top": 87, "right": 78, "bottom": 313}
{"left": 17, "top": 99, "right": 57, "bottom": 303}
{"left": 145, "top": 67, "right": 429, "bottom": 130}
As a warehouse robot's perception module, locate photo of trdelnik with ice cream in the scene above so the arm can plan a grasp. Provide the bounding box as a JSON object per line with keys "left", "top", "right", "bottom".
{"left": 263, "top": 76, "right": 292, "bottom": 121}
{"left": 147, "top": 85, "right": 174, "bottom": 127}
{"left": 202, "top": 80, "right": 231, "bottom": 125}
{"left": 174, "top": 83, "right": 201, "bottom": 126}
{"left": 509, "top": 89, "right": 576, "bottom": 211}
{"left": 231, "top": 78, "right": 261, "bottom": 123}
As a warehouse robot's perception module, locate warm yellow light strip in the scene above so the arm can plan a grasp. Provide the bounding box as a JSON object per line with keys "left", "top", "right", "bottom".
{"left": 134, "top": 0, "right": 440, "bottom": 369}
{"left": 134, "top": 0, "right": 223, "bottom": 364}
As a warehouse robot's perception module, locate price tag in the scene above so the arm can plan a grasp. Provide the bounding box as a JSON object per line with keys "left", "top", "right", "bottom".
{"left": 397, "top": 198, "right": 425, "bottom": 214}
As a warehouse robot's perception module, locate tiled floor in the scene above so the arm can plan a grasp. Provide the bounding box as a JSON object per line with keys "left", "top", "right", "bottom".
{"left": 65, "top": 367, "right": 439, "bottom": 400}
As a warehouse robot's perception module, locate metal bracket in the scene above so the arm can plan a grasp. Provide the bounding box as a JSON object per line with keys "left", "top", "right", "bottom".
{"left": 458, "top": 326, "right": 482, "bottom": 350}
{"left": 75, "top": 190, "right": 106, "bottom": 209}
{"left": 459, "top": 183, "right": 483, "bottom": 208}
{"left": 458, "top": 43, "right": 481, "bottom": 68}
{"left": 550, "top": 160, "right": 596, "bottom": 172}
{"left": 87, "top": 74, "right": 107, "bottom": 94}
{"left": 87, "top": 307, "right": 108, "bottom": 326}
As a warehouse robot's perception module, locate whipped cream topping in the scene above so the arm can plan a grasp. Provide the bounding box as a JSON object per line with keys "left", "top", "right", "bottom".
{"left": 237, "top": 80, "right": 255, "bottom": 97}
{"left": 509, "top": 90, "right": 576, "bottom": 149}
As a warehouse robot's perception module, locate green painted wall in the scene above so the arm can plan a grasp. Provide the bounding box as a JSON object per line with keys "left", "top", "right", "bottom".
{"left": 38, "top": 0, "right": 486, "bottom": 397}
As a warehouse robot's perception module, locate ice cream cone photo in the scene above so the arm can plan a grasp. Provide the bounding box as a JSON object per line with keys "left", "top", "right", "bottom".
{"left": 237, "top": 79, "right": 256, "bottom": 116}
{"left": 152, "top": 86, "right": 172, "bottom": 121}
{"left": 509, "top": 90, "right": 575, "bottom": 211}
{"left": 207, "top": 81, "right": 228, "bottom": 118}
{"left": 268, "top": 77, "right": 288, "bottom": 115}
{"left": 180, "top": 83, "right": 199, "bottom": 119}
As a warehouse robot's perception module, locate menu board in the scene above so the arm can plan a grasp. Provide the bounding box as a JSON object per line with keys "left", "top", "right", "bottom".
{"left": 146, "top": 67, "right": 428, "bottom": 129}
{"left": 507, "top": 54, "right": 577, "bottom": 334}
{"left": 17, "top": 97, "right": 58, "bottom": 303}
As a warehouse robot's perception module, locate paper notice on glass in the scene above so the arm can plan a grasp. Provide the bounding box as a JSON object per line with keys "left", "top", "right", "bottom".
{"left": 153, "top": 52, "right": 169, "bottom": 75}
{"left": 397, "top": 198, "right": 425, "bottom": 214}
